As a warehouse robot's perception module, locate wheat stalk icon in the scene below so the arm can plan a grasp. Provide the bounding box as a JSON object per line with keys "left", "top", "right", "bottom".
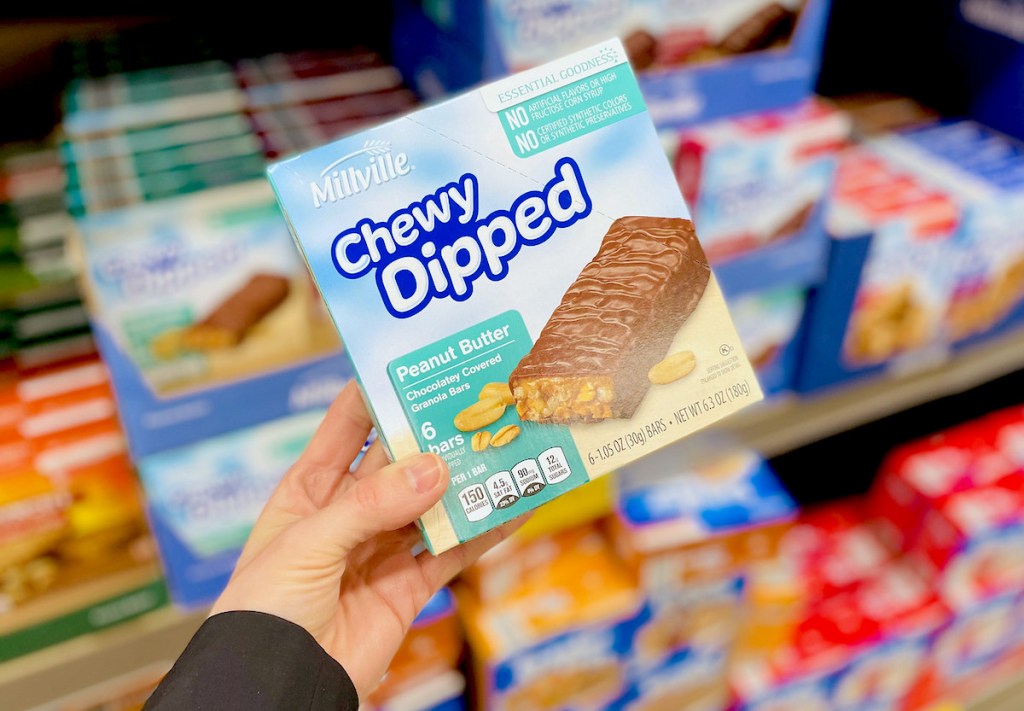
{"left": 320, "top": 140, "right": 393, "bottom": 176}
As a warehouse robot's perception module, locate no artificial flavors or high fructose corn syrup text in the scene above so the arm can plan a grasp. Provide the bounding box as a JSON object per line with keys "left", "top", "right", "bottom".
{"left": 267, "top": 39, "right": 762, "bottom": 553}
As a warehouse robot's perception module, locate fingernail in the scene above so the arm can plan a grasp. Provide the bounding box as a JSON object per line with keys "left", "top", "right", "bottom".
{"left": 406, "top": 454, "right": 443, "bottom": 493}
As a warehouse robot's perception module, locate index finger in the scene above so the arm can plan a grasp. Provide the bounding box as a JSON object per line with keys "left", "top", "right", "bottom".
{"left": 287, "top": 380, "right": 375, "bottom": 506}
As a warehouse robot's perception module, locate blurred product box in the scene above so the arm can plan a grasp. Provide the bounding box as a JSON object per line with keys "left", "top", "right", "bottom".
{"left": 60, "top": 61, "right": 267, "bottom": 217}
{"left": 235, "top": 49, "right": 406, "bottom": 110}
{"left": 0, "top": 358, "right": 166, "bottom": 661}
{"left": 949, "top": 0, "right": 1024, "bottom": 142}
{"left": 728, "top": 287, "right": 807, "bottom": 397}
{"left": 369, "top": 587, "right": 463, "bottom": 703}
{"left": 829, "top": 92, "right": 941, "bottom": 139}
{"left": 929, "top": 587, "right": 1024, "bottom": 696}
{"left": 75, "top": 180, "right": 350, "bottom": 457}
{"left": 871, "top": 407, "right": 1024, "bottom": 610}
{"left": 779, "top": 498, "right": 894, "bottom": 601}
{"left": 625, "top": 576, "right": 741, "bottom": 688}
{"left": 368, "top": 669, "right": 467, "bottom": 711}
{"left": 671, "top": 98, "right": 849, "bottom": 297}
{"left": 608, "top": 443, "right": 796, "bottom": 705}
{"left": 456, "top": 526, "right": 643, "bottom": 711}
{"left": 610, "top": 445, "right": 797, "bottom": 593}
{"left": 391, "top": 0, "right": 832, "bottom": 129}
{"left": 871, "top": 416, "right": 1020, "bottom": 555}
{"left": 61, "top": 61, "right": 246, "bottom": 139}
{"left": 234, "top": 48, "right": 420, "bottom": 160}
{"left": 732, "top": 502, "right": 949, "bottom": 711}
{"left": 136, "top": 408, "right": 325, "bottom": 607}
{"left": 64, "top": 151, "right": 269, "bottom": 218}
{"left": 1, "top": 281, "right": 97, "bottom": 374}
{"left": 797, "top": 120, "right": 1024, "bottom": 393}
{"left": 249, "top": 89, "right": 420, "bottom": 160}
{"left": 461, "top": 523, "right": 613, "bottom": 606}
{"left": 59, "top": 114, "right": 256, "bottom": 165}
{"left": 1, "top": 146, "right": 77, "bottom": 290}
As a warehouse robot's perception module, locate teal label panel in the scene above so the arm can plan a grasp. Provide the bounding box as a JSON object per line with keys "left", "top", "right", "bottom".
{"left": 388, "top": 310, "right": 588, "bottom": 543}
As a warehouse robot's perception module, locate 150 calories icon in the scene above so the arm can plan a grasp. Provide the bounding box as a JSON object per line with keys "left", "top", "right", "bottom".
{"left": 457, "top": 447, "right": 573, "bottom": 522}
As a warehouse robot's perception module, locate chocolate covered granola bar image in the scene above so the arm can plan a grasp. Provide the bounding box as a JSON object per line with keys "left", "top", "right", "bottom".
{"left": 509, "top": 216, "right": 710, "bottom": 424}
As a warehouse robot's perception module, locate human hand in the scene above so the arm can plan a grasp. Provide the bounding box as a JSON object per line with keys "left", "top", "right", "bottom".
{"left": 210, "top": 381, "right": 524, "bottom": 698}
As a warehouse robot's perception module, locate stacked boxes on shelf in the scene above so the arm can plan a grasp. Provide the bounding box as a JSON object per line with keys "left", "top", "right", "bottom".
{"left": 731, "top": 404, "right": 1024, "bottom": 710}
{"left": 391, "top": 0, "right": 832, "bottom": 129}
{"left": 456, "top": 523, "right": 646, "bottom": 710}
{"left": 667, "top": 99, "right": 850, "bottom": 395}
{"left": 798, "top": 119, "right": 1024, "bottom": 392}
{"left": 1, "top": 147, "right": 92, "bottom": 369}
{"left": 453, "top": 442, "right": 798, "bottom": 710}
{"left": 871, "top": 405, "right": 1024, "bottom": 706}
{"left": 0, "top": 358, "right": 167, "bottom": 662}
{"left": 60, "top": 60, "right": 265, "bottom": 217}
{"left": 729, "top": 499, "right": 945, "bottom": 710}
{"left": 0, "top": 147, "right": 166, "bottom": 661}
{"left": 57, "top": 34, "right": 362, "bottom": 607}
{"left": 610, "top": 443, "right": 798, "bottom": 710}
{"left": 235, "top": 48, "right": 420, "bottom": 159}
{"left": 367, "top": 588, "right": 467, "bottom": 711}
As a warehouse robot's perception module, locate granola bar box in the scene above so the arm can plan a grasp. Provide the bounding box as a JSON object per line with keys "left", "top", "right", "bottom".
{"left": 267, "top": 40, "right": 761, "bottom": 553}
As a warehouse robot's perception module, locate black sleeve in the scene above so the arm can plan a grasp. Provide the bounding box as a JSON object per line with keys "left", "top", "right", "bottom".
{"left": 144, "top": 610, "right": 360, "bottom": 711}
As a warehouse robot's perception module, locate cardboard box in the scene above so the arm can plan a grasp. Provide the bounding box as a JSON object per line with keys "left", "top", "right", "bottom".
{"left": 949, "top": 0, "right": 1024, "bottom": 142}
{"left": 269, "top": 40, "right": 762, "bottom": 553}
{"left": 370, "top": 587, "right": 463, "bottom": 703}
{"left": 391, "top": 0, "right": 832, "bottom": 129}
{"left": 75, "top": 181, "right": 351, "bottom": 457}
{"left": 0, "top": 359, "right": 166, "bottom": 662}
{"left": 871, "top": 419, "right": 1019, "bottom": 554}
{"left": 137, "top": 409, "right": 325, "bottom": 607}
{"left": 610, "top": 445, "right": 796, "bottom": 593}
{"left": 456, "top": 527, "right": 643, "bottom": 711}
{"left": 728, "top": 287, "right": 806, "bottom": 397}
{"left": 671, "top": 99, "right": 849, "bottom": 296}
{"left": 796, "top": 122, "right": 1024, "bottom": 393}
{"left": 368, "top": 670, "right": 467, "bottom": 711}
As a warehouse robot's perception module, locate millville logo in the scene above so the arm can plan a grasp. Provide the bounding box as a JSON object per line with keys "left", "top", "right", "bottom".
{"left": 310, "top": 139, "right": 413, "bottom": 208}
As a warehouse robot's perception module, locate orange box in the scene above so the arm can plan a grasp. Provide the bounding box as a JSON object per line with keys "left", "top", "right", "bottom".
{"left": 457, "top": 526, "right": 642, "bottom": 711}
{"left": 369, "top": 587, "right": 462, "bottom": 702}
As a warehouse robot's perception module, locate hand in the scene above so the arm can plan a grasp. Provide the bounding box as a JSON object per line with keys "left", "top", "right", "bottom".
{"left": 211, "top": 381, "right": 524, "bottom": 698}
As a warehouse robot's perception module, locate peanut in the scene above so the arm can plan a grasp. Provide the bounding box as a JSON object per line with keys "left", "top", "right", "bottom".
{"left": 471, "top": 431, "right": 492, "bottom": 452}
{"left": 648, "top": 350, "right": 696, "bottom": 384}
{"left": 490, "top": 424, "right": 521, "bottom": 447}
{"left": 479, "top": 381, "right": 515, "bottom": 405}
{"left": 454, "top": 397, "right": 506, "bottom": 432}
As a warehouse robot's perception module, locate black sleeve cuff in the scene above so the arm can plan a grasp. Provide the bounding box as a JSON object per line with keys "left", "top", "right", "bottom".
{"left": 144, "top": 610, "right": 360, "bottom": 711}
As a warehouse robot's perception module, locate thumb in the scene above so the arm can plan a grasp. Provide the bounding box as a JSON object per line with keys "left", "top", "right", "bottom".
{"left": 306, "top": 452, "right": 448, "bottom": 556}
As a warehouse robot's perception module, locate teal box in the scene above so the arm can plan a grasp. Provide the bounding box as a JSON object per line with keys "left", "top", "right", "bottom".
{"left": 268, "top": 40, "right": 762, "bottom": 553}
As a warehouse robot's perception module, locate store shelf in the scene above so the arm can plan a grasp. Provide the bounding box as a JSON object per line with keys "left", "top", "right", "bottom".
{"left": 970, "top": 672, "right": 1024, "bottom": 711}
{"left": 720, "top": 328, "right": 1024, "bottom": 457}
{"left": 1, "top": 330, "right": 1022, "bottom": 710}
{"left": 1, "top": 605, "right": 205, "bottom": 711}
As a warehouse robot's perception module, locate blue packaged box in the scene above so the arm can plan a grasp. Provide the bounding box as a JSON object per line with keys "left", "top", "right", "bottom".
{"left": 729, "top": 287, "right": 807, "bottom": 397}
{"left": 392, "top": 0, "right": 832, "bottom": 129}
{"left": 669, "top": 98, "right": 849, "bottom": 298}
{"left": 611, "top": 442, "right": 797, "bottom": 593}
{"left": 138, "top": 409, "right": 325, "bottom": 608}
{"left": 76, "top": 181, "right": 352, "bottom": 456}
{"left": 950, "top": 0, "right": 1024, "bottom": 142}
{"left": 796, "top": 123, "right": 1024, "bottom": 394}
